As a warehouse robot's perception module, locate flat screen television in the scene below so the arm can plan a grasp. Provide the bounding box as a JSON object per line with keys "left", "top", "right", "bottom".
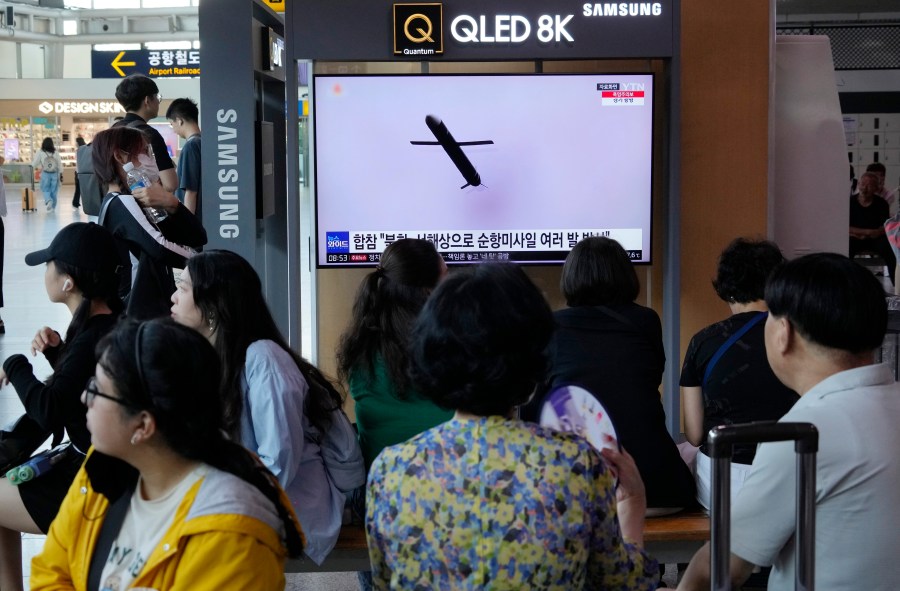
{"left": 313, "top": 73, "right": 654, "bottom": 266}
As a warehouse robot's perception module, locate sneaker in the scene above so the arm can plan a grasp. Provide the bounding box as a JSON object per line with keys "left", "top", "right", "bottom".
{"left": 45, "top": 202, "right": 52, "bottom": 211}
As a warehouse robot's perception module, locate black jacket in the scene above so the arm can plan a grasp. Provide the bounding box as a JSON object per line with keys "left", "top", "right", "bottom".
{"left": 3, "top": 314, "right": 119, "bottom": 452}
{"left": 101, "top": 192, "right": 206, "bottom": 320}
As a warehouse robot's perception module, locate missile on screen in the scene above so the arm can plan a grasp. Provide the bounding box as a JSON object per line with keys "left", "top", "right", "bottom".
{"left": 410, "top": 114, "right": 494, "bottom": 189}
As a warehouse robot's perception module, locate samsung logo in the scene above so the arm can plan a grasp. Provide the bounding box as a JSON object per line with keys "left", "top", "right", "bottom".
{"left": 582, "top": 3, "right": 663, "bottom": 17}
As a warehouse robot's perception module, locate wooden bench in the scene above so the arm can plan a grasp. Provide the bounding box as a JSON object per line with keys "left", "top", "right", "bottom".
{"left": 285, "top": 524, "right": 368, "bottom": 573}
{"left": 285, "top": 511, "right": 710, "bottom": 573}
{"left": 644, "top": 510, "right": 710, "bottom": 563}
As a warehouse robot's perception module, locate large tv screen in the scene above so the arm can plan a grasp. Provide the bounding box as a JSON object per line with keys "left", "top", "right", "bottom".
{"left": 314, "top": 73, "right": 654, "bottom": 266}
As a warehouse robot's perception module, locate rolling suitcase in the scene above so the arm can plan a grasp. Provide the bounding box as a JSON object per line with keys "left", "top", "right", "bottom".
{"left": 707, "top": 422, "right": 818, "bottom": 591}
{"left": 21, "top": 187, "right": 36, "bottom": 212}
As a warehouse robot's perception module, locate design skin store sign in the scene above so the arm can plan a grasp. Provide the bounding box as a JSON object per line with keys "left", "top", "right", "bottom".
{"left": 37, "top": 101, "right": 126, "bottom": 115}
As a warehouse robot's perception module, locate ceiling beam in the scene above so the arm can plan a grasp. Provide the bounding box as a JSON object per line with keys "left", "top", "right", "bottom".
{"left": 0, "top": 1, "right": 199, "bottom": 44}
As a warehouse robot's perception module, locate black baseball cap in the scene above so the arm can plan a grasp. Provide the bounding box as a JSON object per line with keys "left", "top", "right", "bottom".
{"left": 25, "top": 222, "right": 120, "bottom": 274}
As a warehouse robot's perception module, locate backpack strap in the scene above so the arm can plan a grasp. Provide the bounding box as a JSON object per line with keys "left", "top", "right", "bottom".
{"left": 702, "top": 312, "right": 767, "bottom": 388}
{"left": 98, "top": 192, "right": 118, "bottom": 226}
{"left": 86, "top": 483, "right": 135, "bottom": 591}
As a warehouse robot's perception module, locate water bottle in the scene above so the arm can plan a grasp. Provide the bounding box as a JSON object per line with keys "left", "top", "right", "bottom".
{"left": 123, "top": 161, "right": 168, "bottom": 223}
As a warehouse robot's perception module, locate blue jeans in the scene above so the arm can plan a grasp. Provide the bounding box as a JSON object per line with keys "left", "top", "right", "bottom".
{"left": 39, "top": 172, "right": 59, "bottom": 209}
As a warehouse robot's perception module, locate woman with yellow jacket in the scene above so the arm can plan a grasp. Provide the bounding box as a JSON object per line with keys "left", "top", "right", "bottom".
{"left": 30, "top": 318, "right": 304, "bottom": 590}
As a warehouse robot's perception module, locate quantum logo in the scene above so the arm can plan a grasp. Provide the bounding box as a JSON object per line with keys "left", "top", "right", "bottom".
{"left": 326, "top": 232, "right": 350, "bottom": 253}
{"left": 394, "top": 3, "right": 443, "bottom": 56}
{"left": 405, "top": 13, "right": 433, "bottom": 43}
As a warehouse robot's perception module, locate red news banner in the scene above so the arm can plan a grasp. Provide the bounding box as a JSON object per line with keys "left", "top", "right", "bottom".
{"left": 601, "top": 90, "right": 645, "bottom": 106}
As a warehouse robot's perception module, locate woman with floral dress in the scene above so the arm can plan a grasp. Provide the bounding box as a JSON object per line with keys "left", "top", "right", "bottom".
{"left": 366, "top": 264, "right": 659, "bottom": 590}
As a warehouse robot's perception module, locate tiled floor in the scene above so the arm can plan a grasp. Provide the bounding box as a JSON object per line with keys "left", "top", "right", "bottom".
{"left": 0, "top": 185, "right": 356, "bottom": 590}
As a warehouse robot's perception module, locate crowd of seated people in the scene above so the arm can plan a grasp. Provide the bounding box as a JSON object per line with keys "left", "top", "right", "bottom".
{"left": 678, "top": 253, "right": 900, "bottom": 590}
{"left": 2, "top": 227, "right": 899, "bottom": 590}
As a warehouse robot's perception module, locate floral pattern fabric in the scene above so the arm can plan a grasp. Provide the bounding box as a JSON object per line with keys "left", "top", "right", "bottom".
{"left": 366, "top": 416, "right": 659, "bottom": 590}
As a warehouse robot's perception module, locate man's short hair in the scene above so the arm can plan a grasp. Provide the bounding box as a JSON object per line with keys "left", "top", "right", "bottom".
{"left": 115, "top": 74, "right": 159, "bottom": 112}
{"left": 866, "top": 162, "right": 886, "bottom": 175}
{"left": 765, "top": 253, "right": 886, "bottom": 354}
{"left": 166, "top": 98, "right": 199, "bottom": 123}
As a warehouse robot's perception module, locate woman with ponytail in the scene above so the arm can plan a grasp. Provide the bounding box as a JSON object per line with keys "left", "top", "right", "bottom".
{"left": 0, "top": 222, "right": 122, "bottom": 591}
{"left": 170, "top": 249, "right": 349, "bottom": 565}
{"left": 337, "top": 238, "right": 452, "bottom": 471}
{"left": 31, "top": 318, "right": 304, "bottom": 590}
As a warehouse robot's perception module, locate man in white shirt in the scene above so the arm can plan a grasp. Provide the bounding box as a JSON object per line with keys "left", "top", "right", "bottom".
{"left": 679, "top": 253, "right": 900, "bottom": 591}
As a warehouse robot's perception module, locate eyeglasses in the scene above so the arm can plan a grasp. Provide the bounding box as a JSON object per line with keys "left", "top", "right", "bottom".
{"left": 84, "top": 377, "right": 132, "bottom": 408}
{"left": 154, "top": 93, "right": 162, "bottom": 102}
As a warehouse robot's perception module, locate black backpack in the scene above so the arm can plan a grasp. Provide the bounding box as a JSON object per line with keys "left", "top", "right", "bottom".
{"left": 76, "top": 144, "right": 104, "bottom": 215}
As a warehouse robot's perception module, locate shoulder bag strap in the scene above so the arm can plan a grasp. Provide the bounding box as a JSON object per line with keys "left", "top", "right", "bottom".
{"left": 86, "top": 484, "right": 135, "bottom": 591}
{"left": 98, "top": 192, "right": 118, "bottom": 226}
{"left": 702, "top": 312, "right": 767, "bottom": 388}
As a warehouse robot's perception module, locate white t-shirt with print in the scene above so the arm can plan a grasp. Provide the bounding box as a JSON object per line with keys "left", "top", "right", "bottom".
{"left": 98, "top": 465, "right": 207, "bottom": 591}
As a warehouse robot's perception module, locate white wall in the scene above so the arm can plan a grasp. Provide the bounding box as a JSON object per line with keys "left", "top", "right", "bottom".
{"left": 0, "top": 42, "right": 16, "bottom": 78}
{"left": 0, "top": 77, "right": 201, "bottom": 101}
{"left": 19, "top": 43, "right": 45, "bottom": 78}
{"left": 0, "top": 42, "right": 48, "bottom": 78}
{"left": 63, "top": 45, "right": 92, "bottom": 78}
{"left": 771, "top": 35, "right": 849, "bottom": 258}
{"left": 836, "top": 70, "right": 900, "bottom": 93}
{"left": 0, "top": 42, "right": 83, "bottom": 79}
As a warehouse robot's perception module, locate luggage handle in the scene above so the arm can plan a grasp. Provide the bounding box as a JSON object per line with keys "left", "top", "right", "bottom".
{"left": 707, "top": 422, "right": 818, "bottom": 591}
